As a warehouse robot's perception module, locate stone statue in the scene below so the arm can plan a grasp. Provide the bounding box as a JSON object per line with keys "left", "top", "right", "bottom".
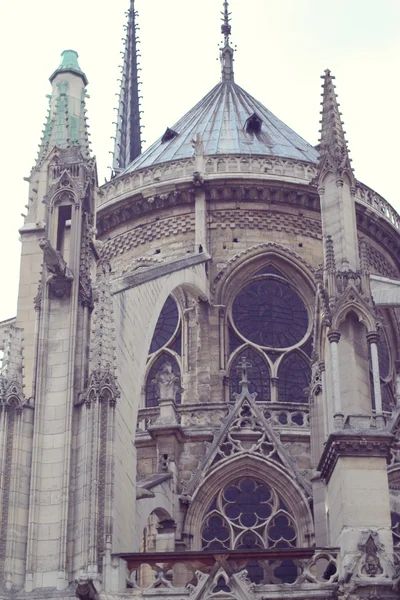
{"left": 154, "top": 362, "right": 180, "bottom": 401}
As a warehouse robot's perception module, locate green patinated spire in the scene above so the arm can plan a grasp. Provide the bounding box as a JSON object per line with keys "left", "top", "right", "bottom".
{"left": 49, "top": 49, "right": 88, "bottom": 86}
{"left": 33, "top": 51, "right": 91, "bottom": 171}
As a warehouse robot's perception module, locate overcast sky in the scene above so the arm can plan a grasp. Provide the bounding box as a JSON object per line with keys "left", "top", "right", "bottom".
{"left": 0, "top": 0, "right": 399, "bottom": 322}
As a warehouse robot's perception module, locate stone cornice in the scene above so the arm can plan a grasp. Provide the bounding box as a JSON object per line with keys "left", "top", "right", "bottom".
{"left": 318, "top": 430, "right": 393, "bottom": 483}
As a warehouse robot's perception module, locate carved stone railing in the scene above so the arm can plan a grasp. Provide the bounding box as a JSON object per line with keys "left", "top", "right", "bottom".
{"left": 97, "top": 155, "right": 318, "bottom": 210}
{"left": 119, "top": 547, "right": 339, "bottom": 596}
{"left": 136, "top": 402, "right": 310, "bottom": 433}
{"left": 355, "top": 181, "right": 400, "bottom": 231}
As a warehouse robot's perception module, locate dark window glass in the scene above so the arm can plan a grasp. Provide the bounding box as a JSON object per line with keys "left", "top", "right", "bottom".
{"left": 229, "top": 348, "right": 270, "bottom": 401}
{"left": 229, "top": 326, "right": 243, "bottom": 354}
{"left": 278, "top": 352, "right": 311, "bottom": 403}
{"left": 232, "top": 279, "right": 308, "bottom": 348}
{"left": 145, "top": 352, "right": 181, "bottom": 407}
{"left": 169, "top": 326, "right": 182, "bottom": 356}
{"left": 149, "top": 296, "right": 179, "bottom": 354}
{"left": 200, "top": 477, "right": 298, "bottom": 584}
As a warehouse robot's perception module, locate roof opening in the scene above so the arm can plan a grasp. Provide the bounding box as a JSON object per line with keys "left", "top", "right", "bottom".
{"left": 162, "top": 127, "right": 178, "bottom": 143}
{"left": 245, "top": 113, "right": 262, "bottom": 135}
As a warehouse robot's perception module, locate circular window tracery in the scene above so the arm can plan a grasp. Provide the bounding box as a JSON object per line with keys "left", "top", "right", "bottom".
{"left": 201, "top": 477, "right": 297, "bottom": 551}
{"left": 227, "top": 269, "right": 312, "bottom": 404}
{"left": 200, "top": 477, "right": 299, "bottom": 584}
{"left": 232, "top": 278, "right": 308, "bottom": 349}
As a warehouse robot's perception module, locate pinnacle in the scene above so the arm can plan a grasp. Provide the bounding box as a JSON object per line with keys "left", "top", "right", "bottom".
{"left": 318, "top": 69, "right": 354, "bottom": 179}
{"left": 49, "top": 50, "right": 88, "bottom": 86}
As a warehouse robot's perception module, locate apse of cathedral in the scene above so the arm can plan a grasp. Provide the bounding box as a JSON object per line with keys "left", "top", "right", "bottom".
{"left": 1, "top": 1, "right": 400, "bottom": 599}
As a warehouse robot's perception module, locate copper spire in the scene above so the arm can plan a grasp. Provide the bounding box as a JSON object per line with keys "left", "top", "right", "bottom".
{"left": 112, "top": 0, "right": 142, "bottom": 175}
{"left": 220, "top": 0, "right": 234, "bottom": 83}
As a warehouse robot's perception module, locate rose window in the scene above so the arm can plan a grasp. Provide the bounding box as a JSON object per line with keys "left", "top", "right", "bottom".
{"left": 201, "top": 478, "right": 297, "bottom": 551}
{"left": 200, "top": 477, "right": 298, "bottom": 584}
{"left": 232, "top": 279, "right": 308, "bottom": 348}
{"left": 228, "top": 271, "right": 311, "bottom": 403}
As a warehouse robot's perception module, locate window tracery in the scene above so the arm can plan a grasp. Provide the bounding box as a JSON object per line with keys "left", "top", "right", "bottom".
{"left": 232, "top": 278, "right": 308, "bottom": 349}
{"left": 149, "top": 295, "right": 179, "bottom": 354}
{"left": 227, "top": 268, "right": 312, "bottom": 404}
{"left": 144, "top": 295, "right": 182, "bottom": 407}
{"left": 200, "top": 477, "right": 298, "bottom": 584}
{"left": 229, "top": 348, "right": 271, "bottom": 401}
{"left": 277, "top": 352, "right": 311, "bottom": 404}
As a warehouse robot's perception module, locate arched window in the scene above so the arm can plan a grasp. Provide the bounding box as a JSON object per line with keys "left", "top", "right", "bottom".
{"left": 149, "top": 295, "right": 180, "bottom": 355}
{"left": 278, "top": 352, "right": 311, "bottom": 403}
{"left": 229, "top": 348, "right": 270, "bottom": 401}
{"left": 200, "top": 477, "right": 298, "bottom": 584}
{"left": 227, "top": 268, "right": 312, "bottom": 404}
{"left": 145, "top": 352, "right": 181, "bottom": 407}
{"left": 232, "top": 279, "right": 308, "bottom": 349}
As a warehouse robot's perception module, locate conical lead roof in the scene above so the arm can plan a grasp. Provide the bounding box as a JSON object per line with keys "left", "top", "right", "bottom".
{"left": 121, "top": 81, "right": 318, "bottom": 175}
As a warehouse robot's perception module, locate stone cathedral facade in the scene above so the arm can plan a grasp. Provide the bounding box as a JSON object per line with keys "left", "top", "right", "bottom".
{"left": 1, "top": 2, "right": 400, "bottom": 600}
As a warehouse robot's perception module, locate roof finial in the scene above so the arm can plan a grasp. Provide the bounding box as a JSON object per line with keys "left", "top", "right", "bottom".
{"left": 220, "top": 0, "right": 234, "bottom": 83}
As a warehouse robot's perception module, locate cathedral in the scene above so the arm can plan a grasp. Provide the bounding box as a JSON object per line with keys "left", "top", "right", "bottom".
{"left": 1, "top": 1, "right": 400, "bottom": 599}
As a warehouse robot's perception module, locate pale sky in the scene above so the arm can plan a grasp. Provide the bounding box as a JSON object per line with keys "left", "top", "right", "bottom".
{"left": 0, "top": 0, "right": 399, "bottom": 322}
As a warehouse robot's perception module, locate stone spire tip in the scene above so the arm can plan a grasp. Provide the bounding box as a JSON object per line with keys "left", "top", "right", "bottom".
{"left": 220, "top": 0, "right": 234, "bottom": 83}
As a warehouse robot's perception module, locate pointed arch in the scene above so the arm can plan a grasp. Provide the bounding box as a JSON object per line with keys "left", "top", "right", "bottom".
{"left": 277, "top": 351, "right": 311, "bottom": 403}
{"left": 184, "top": 455, "right": 314, "bottom": 549}
{"left": 145, "top": 349, "right": 181, "bottom": 407}
{"left": 227, "top": 346, "right": 271, "bottom": 402}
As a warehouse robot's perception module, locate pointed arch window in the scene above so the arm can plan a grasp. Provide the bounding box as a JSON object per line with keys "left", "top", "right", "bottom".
{"left": 229, "top": 348, "right": 270, "bottom": 401}
{"left": 277, "top": 352, "right": 311, "bottom": 404}
{"left": 227, "top": 267, "right": 312, "bottom": 405}
{"left": 149, "top": 295, "right": 180, "bottom": 355}
{"left": 200, "top": 477, "right": 298, "bottom": 584}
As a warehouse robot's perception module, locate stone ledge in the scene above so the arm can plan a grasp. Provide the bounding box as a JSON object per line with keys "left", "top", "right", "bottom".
{"left": 111, "top": 253, "right": 211, "bottom": 295}
{"left": 318, "top": 429, "right": 393, "bottom": 484}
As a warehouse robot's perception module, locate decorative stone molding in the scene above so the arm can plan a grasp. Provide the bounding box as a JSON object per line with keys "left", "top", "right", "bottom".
{"left": 318, "top": 431, "right": 393, "bottom": 483}
{"left": 212, "top": 241, "right": 316, "bottom": 300}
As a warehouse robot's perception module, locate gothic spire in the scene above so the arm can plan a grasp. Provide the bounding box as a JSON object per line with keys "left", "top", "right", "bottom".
{"left": 34, "top": 50, "right": 91, "bottom": 172}
{"left": 112, "top": 0, "right": 142, "bottom": 175}
{"left": 220, "top": 0, "right": 234, "bottom": 83}
{"left": 318, "top": 69, "right": 354, "bottom": 183}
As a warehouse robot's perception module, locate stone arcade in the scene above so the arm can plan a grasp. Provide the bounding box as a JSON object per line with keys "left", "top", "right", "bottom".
{"left": 1, "top": 2, "right": 400, "bottom": 600}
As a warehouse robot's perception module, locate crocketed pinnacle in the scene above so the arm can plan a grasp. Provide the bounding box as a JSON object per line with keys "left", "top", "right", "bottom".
{"left": 220, "top": 0, "right": 234, "bottom": 82}
{"left": 89, "top": 263, "right": 116, "bottom": 373}
{"left": 113, "top": 0, "right": 142, "bottom": 174}
{"left": 34, "top": 51, "right": 91, "bottom": 171}
{"left": 318, "top": 69, "right": 353, "bottom": 181}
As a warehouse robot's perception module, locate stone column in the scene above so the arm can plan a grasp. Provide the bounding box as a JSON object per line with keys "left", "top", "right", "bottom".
{"left": 367, "top": 331, "right": 384, "bottom": 429}
{"left": 327, "top": 330, "right": 343, "bottom": 429}
{"left": 319, "top": 361, "right": 329, "bottom": 438}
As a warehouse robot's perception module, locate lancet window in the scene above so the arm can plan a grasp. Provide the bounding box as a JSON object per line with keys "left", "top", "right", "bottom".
{"left": 228, "top": 266, "right": 312, "bottom": 403}
{"left": 145, "top": 295, "right": 182, "bottom": 407}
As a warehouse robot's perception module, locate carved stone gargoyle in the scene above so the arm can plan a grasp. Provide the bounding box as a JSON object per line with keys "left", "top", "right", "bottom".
{"left": 39, "top": 238, "right": 74, "bottom": 298}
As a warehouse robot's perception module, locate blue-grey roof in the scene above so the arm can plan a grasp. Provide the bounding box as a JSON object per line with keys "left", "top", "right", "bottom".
{"left": 121, "top": 81, "right": 319, "bottom": 174}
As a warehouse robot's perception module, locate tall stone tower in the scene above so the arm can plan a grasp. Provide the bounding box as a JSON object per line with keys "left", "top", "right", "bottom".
{"left": 1, "top": 2, "right": 400, "bottom": 600}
